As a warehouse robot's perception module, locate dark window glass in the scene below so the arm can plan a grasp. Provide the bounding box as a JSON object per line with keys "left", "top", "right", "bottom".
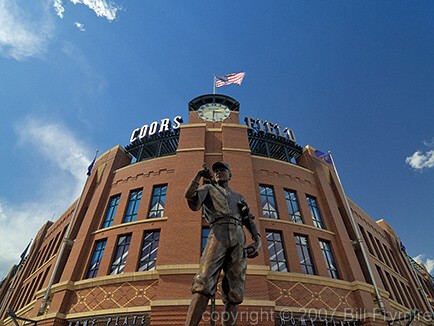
{"left": 374, "top": 237, "right": 386, "bottom": 263}
{"left": 123, "top": 190, "right": 142, "bottom": 223}
{"left": 375, "top": 265, "right": 390, "bottom": 293}
{"left": 110, "top": 234, "right": 131, "bottom": 274}
{"left": 266, "top": 231, "right": 288, "bottom": 272}
{"left": 359, "top": 225, "right": 374, "bottom": 256}
{"left": 404, "top": 285, "right": 417, "bottom": 309}
{"left": 102, "top": 195, "right": 120, "bottom": 228}
{"left": 86, "top": 239, "right": 106, "bottom": 278}
{"left": 306, "top": 196, "right": 324, "bottom": 229}
{"left": 385, "top": 271, "right": 398, "bottom": 302}
{"left": 367, "top": 231, "right": 381, "bottom": 259}
{"left": 391, "top": 275, "right": 404, "bottom": 305}
{"left": 148, "top": 185, "right": 167, "bottom": 218}
{"left": 259, "top": 185, "right": 279, "bottom": 219}
{"left": 399, "top": 281, "right": 411, "bottom": 308}
{"left": 381, "top": 243, "right": 392, "bottom": 268}
{"left": 284, "top": 189, "right": 303, "bottom": 223}
{"left": 295, "top": 235, "right": 316, "bottom": 275}
{"left": 387, "top": 248, "right": 400, "bottom": 274}
{"left": 319, "top": 240, "right": 339, "bottom": 279}
{"left": 201, "top": 227, "right": 210, "bottom": 254}
{"left": 138, "top": 231, "right": 160, "bottom": 271}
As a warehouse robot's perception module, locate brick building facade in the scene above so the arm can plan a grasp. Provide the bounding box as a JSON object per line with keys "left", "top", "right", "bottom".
{"left": 1, "top": 94, "right": 433, "bottom": 326}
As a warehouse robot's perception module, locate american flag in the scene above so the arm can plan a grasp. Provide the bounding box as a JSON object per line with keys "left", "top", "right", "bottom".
{"left": 215, "top": 72, "right": 245, "bottom": 88}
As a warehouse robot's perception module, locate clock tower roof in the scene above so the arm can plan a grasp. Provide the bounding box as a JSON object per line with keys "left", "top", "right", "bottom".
{"left": 188, "top": 94, "right": 240, "bottom": 112}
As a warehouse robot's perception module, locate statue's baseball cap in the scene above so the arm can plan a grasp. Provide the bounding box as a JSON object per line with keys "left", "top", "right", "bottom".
{"left": 212, "top": 161, "right": 230, "bottom": 171}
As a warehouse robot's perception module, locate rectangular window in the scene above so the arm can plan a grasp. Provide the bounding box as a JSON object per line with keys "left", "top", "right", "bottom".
{"left": 374, "top": 237, "right": 386, "bottom": 263}
{"left": 359, "top": 225, "right": 374, "bottom": 256}
{"left": 284, "top": 189, "right": 303, "bottom": 223}
{"left": 295, "top": 235, "right": 316, "bottom": 275}
{"left": 391, "top": 275, "right": 404, "bottom": 305}
{"left": 387, "top": 248, "right": 400, "bottom": 274}
{"left": 266, "top": 231, "right": 288, "bottom": 272}
{"left": 306, "top": 196, "right": 324, "bottom": 229}
{"left": 381, "top": 243, "right": 392, "bottom": 268}
{"left": 368, "top": 231, "right": 381, "bottom": 260}
{"left": 102, "top": 195, "right": 120, "bottom": 228}
{"left": 319, "top": 240, "right": 339, "bottom": 279}
{"left": 123, "top": 189, "right": 142, "bottom": 223}
{"left": 385, "top": 271, "right": 398, "bottom": 302}
{"left": 419, "top": 275, "right": 431, "bottom": 298}
{"left": 404, "top": 285, "right": 417, "bottom": 309}
{"left": 399, "top": 281, "right": 411, "bottom": 308}
{"left": 110, "top": 234, "right": 131, "bottom": 275}
{"left": 259, "top": 185, "right": 279, "bottom": 219}
{"left": 148, "top": 185, "right": 167, "bottom": 218}
{"left": 86, "top": 239, "right": 106, "bottom": 279}
{"left": 375, "top": 265, "right": 390, "bottom": 293}
{"left": 201, "top": 227, "right": 210, "bottom": 254}
{"left": 138, "top": 231, "right": 160, "bottom": 271}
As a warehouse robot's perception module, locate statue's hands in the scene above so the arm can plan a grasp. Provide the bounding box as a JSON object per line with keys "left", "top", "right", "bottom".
{"left": 245, "top": 236, "right": 261, "bottom": 259}
{"left": 186, "top": 164, "right": 214, "bottom": 200}
{"left": 237, "top": 200, "right": 250, "bottom": 217}
{"left": 196, "top": 164, "right": 213, "bottom": 180}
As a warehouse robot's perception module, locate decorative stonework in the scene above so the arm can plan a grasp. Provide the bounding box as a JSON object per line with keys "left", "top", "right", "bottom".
{"left": 112, "top": 169, "right": 175, "bottom": 187}
{"left": 68, "top": 281, "right": 158, "bottom": 313}
{"left": 268, "top": 280, "right": 360, "bottom": 313}
{"left": 253, "top": 168, "right": 317, "bottom": 190}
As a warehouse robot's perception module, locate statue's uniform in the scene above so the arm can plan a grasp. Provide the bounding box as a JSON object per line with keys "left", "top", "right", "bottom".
{"left": 186, "top": 182, "right": 247, "bottom": 305}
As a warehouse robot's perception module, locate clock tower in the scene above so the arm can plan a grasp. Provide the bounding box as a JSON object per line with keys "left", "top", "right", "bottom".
{"left": 187, "top": 94, "right": 240, "bottom": 124}
{"left": 177, "top": 94, "right": 251, "bottom": 174}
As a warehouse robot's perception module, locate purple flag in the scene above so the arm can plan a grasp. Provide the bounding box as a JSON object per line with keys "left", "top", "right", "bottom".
{"left": 314, "top": 149, "right": 332, "bottom": 164}
{"left": 87, "top": 151, "right": 98, "bottom": 176}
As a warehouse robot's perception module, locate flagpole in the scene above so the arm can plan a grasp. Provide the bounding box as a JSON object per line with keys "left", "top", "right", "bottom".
{"left": 0, "top": 240, "right": 31, "bottom": 318}
{"left": 327, "top": 151, "right": 386, "bottom": 315}
{"left": 213, "top": 74, "right": 216, "bottom": 95}
{"left": 38, "top": 150, "right": 98, "bottom": 315}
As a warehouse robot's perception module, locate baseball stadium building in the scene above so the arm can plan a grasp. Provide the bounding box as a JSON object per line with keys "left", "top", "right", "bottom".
{"left": 0, "top": 94, "right": 433, "bottom": 326}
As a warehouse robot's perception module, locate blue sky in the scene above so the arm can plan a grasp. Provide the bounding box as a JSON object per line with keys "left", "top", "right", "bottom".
{"left": 0, "top": 0, "right": 433, "bottom": 278}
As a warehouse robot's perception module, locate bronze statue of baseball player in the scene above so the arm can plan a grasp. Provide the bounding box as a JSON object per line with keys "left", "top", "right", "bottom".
{"left": 184, "top": 162, "right": 262, "bottom": 326}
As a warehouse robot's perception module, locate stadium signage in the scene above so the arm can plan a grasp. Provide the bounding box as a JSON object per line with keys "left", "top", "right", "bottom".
{"left": 68, "top": 314, "right": 149, "bottom": 326}
{"left": 130, "top": 116, "right": 183, "bottom": 143}
{"left": 244, "top": 116, "right": 296, "bottom": 143}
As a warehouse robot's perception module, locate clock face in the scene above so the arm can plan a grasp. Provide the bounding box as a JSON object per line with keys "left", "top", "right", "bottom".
{"left": 198, "top": 103, "right": 230, "bottom": 122}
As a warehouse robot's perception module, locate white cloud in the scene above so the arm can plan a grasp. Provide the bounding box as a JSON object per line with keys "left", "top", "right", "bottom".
{"left": 70, "top": 0, "right": 121, "bottom": 21}
{"left": 413, "top": 254, "right": 434, "bottom": 274}
{"left": 74, "top": 21, "right": 85, "bottom": 31}
{"left": 427, "top": 260, "right": 434, "bottom": 274}
{"left": 0, "top": 0, "right": 54, "bottom": 60}
{"left": 423, "top": 137, "right": 434, "bottom": 148}
{"left": 0, "top": 117, "right": 92, "bottom": 278}
{"left": 0, "top": 202, "right": 58, "bottom": 279}
{"left": 405, "top": 150, "right": 434, "bottom": 170}
{"left": 54, "top": 0, "right": 65, "bottom": 19}
{"left": 16, "top": 117, "right": 91, "bottom": 184}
